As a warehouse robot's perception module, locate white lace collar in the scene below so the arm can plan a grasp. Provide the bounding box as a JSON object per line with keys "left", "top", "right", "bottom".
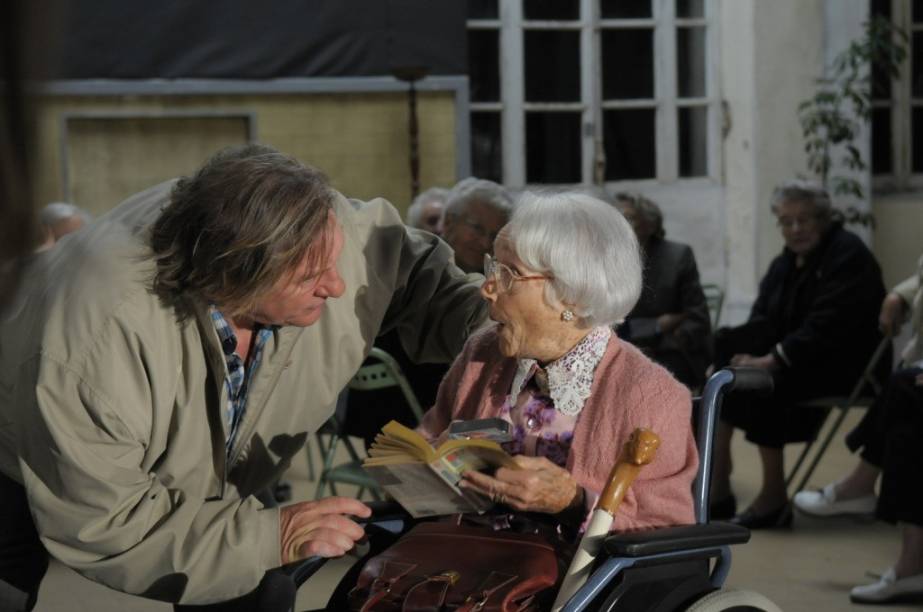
{"left": 508, "top": 326, "right": 612, "bottom": 417}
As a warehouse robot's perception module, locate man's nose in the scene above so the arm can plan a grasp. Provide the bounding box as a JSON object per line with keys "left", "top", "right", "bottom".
{"left": 317, "top": 266, "right": 346, "bottom": 298}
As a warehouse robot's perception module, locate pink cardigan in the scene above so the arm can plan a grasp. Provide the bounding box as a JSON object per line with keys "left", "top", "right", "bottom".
{"left": 419, "top": 325, "right": 698, "bottom": 531}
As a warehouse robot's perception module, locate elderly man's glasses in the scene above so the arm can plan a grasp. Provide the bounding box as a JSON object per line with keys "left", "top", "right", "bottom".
{"left": 483, "top": 254, "right": 552, "bottom": 293}
{"left": 776, "top": 214, "right": 818, "bottom": 230}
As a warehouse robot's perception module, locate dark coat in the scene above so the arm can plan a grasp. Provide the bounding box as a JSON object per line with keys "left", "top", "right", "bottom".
{"left": 716, "top": 223, "right": 890, "bottom": 446}
{"left": 621, "top": 237, "right": 712, "bottom": 389}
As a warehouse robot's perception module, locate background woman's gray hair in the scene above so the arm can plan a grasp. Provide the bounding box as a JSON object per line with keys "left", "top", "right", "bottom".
{"left": 614, "top": 192, "right": 665, "bottom": 240}
{"left": 40, "top": 202, "right": 92, "bottom": 226}
{"left": 769, "top": 180, "right": 834, "bottom": 221}
{"left": 444, "top": 177, "right": 513, "bottom": 218}
{"left": 405, "top": 186, "right": 449, "bottom": 227}
{"left": 507, "top": 191, "right": 642, "bottom": 327}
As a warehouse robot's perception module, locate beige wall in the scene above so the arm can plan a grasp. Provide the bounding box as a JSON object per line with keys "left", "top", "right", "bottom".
{"left": 34, "top": 91, "right": 458, "bottom": 217}
{"left": 873, "top": 192, "right": 923, "bottom": 289}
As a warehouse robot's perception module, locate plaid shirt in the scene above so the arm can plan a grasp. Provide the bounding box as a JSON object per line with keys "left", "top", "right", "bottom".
{"left": 209, "top": 306, "right": 276, "bottom": 457}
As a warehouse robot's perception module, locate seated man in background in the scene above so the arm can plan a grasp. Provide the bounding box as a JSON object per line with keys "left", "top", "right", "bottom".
{"left": 0, "top": 144, "right": 487, "bottom": 611}
{"left": 34, "top": 201, "right": 91, "bottom": 251}
{"left": 615, "top": 193, "right": 712, "bottom": 390}
{"left": 709, "top": 180, "right": 889, "bottom": 529}
{"left": 344, "top": 177, "right": 514, "bottom": 448}
{"left": 404, "top": 186, "right": 448, "bottom": 235}
{"left": 793, "top": 253, "right": 923, "bottom": 605}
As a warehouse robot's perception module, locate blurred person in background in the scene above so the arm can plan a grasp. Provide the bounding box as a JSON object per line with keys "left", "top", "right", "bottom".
{"left": 34, "top": 202, "right": 92, "bottom": 251}
{"left": 615, "top": 193, "right": 712, "bottom": 391}
{"left": 441, "top": 177, "right": 513, "bottom": 273}
{"left": 709, "top": 180, "right": 889, "bottom": 529}
{"left": 405, "top": 186, "right": 448, "bottom": 235}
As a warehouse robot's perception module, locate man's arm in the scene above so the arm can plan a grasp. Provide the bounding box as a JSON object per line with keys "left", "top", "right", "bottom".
{"left": 355, "top": 199, "right": 488, "bottom": 364}
{"left": 16, "top": 353, "right": 282, "bottom": 605}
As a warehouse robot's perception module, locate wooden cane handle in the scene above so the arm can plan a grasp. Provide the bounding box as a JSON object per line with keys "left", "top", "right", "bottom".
{"left": 596, "top": 428, "right": 660, "bottom": 515}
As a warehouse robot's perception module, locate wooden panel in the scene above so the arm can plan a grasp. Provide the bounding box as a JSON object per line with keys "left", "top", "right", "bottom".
{"left": 65, "top": 115, "right": 249, "bottom": 215}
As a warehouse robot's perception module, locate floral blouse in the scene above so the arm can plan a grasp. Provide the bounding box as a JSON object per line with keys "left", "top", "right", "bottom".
{"left": 499, "top": 326, "right": 612, "bottom": 468}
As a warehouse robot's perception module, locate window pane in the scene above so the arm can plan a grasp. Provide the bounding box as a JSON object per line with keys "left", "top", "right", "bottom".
{"left": 467, "top": 0, "right": 498, "bottom": 19}
{"left": 603, "top": 109, "right": 656, "bottom": 180}
{"left": 525, "top": 112, "right": 582, "bottom": 183}
{"left": 676, "top": 0, "right": 704, "bottom": 18}
{"left": 913, "top": 106, "right": 923, "bottom": 173}
{"left": 524, "top": 30, "right": 580, "bottom": 102}
{"left": 600, "top": 0, "right": 651, "bottom": 19}
{"left": 913, "top": 32, "right": 923, "bottom": 97}
{"left": 524, "top": 0, "right": 578, "bottom": 20}
{"left": 468, "top": 29, "right": 500, "bottom": 102}
{"left": 679, "top": 106, "right": 708, "bottom": 177}
{"left": 870, "top": 0, "right": 890, "bottom": 19}
{"left": 914, "top": 0, "right": 923, "bottom": 21}
{"left": 471, "top": 112, "right": 503, "bottom": 183}
{"left": 872, "top": 107, "right": 892, "bottom": 174}
{"left": 601, "top": 29, "right": 654, "bottom": 99}
{"left": 677, "top": 27, "right": 707, "bottom": 98}
{"left": 871, "top": 43, "right": 892, "bottom": 100}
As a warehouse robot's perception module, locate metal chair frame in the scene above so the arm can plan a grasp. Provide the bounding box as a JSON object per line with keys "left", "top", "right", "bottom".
{"left": 313, "top": 347, "right": 425, "bottom": 500}
{"left": 702, "top": 283, "right": 725, "bottom": 329}
{"left": 784, "top": 335, "right": 892, "bottom": 495}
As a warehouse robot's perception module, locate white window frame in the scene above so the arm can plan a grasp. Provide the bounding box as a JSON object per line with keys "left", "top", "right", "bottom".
{"left": 873, "top": 0, "right": 923, "bottom": 192}
{"left": 467, "top": 0, "right": 721, "bottom": 189}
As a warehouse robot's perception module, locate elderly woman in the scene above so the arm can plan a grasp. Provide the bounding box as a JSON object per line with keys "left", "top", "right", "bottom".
{"left": 615, "top": 193, "right": 712, "bottom": 390}
{"left": 418, "top": 191, "right": 698, "bottom": 530}
{"left": 441, "top": 177, "right": 514, "bottom": 274}
{"left": 710, "top": 180, "right": 889, "bottom": 529}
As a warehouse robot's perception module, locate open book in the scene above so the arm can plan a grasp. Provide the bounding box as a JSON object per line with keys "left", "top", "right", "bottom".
{"left": 363, "top": 420, "right": 519, "bottom": 517}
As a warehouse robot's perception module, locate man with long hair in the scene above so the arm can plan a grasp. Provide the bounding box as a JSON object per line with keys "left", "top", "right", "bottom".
{"left": 0, "top": 144, "right": 486, "bottom": 611}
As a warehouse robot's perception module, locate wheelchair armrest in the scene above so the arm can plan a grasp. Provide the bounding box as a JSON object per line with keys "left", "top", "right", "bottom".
{"left": 603, "top": 521, "right": 750, "bottom": 558}
{"left": 358, "top": 500, "right": 413, "bottom": 525}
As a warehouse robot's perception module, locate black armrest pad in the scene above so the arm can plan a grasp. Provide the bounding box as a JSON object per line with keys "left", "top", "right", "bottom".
{"left": 603, "top": 522, "right": 750, "bottom": 558}
{"left": 360, "top": 500, "right": 412, "bottom": 526}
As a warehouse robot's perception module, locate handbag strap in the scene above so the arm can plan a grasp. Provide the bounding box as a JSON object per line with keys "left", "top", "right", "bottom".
{"left": 358, "top": 561, "right": 419, "bottom": 612}
{"left": 456, "top": 571, "right": 518, "bottom": 612}
{"left": 401, "top": 571, "right": 460, "bottom": 612}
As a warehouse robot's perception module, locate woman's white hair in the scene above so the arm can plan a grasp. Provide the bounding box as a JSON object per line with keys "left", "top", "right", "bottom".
{"left": 507, "top": 191, "right": 642, "bottom": 327}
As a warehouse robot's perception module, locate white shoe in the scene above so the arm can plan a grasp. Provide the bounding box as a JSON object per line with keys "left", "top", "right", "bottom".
{"left": 792, "top": 483, "right": 876, "bottom": 517}
{"left": 850, "top": 568, "right": 923, "bottom": 603}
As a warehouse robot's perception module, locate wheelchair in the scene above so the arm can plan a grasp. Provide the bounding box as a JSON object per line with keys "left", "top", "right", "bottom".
{"left": 290, "top": 367, "right": 783, "bottom": 611}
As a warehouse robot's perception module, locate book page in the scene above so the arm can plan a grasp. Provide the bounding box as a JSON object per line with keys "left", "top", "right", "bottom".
{"left": 364, "top": 462, "right": 490, "bottom": 517}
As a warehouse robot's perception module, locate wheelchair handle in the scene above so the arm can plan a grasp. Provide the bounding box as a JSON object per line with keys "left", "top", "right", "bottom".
{"left": 721, "top": 366, "right": 774, "bottom": 396}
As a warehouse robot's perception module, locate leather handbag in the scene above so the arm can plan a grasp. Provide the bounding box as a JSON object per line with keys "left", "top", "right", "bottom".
{"left": 347, "top": 515, "right": 571, "bottom": 611}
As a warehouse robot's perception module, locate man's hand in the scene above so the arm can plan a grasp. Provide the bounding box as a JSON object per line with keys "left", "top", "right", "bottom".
{"left": 729, "top": 352, "right": 778, "bottom": 371}
{"left": 279, "top": 497, "right": 371, "bottom": 564}
{"left": 657, "top": 313, "right": 686, "bottom": 336}
{"left": 879, "top": 292, "right": 907, "bottom": 337}
{"left": 459, "top": 455, "right": 581, "bottom": 515}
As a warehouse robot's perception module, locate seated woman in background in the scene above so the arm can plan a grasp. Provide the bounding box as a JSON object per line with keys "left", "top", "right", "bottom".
{"left": 418, "top": 191, "right": 698, "bottom": 530}
{"left": 615, "top": 193, "right": 712, "bottom": 390}
{"left": 710, "top": 180, "right": 889, "bottom": 529}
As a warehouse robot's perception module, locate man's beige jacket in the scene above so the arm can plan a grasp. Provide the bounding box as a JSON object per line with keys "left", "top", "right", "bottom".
{"left": 0, "top": 180, "right": 486, "bottom": 604}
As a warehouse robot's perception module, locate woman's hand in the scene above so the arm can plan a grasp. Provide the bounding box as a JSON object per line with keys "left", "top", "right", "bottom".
{"left": 459, "top": 455, "right": 581, "bottom": 515}
{"left": 879, "top": 292, "right": 907, "bottom": 337}
{"left": 729, "top": 352, "right": 778, "bottom": 371}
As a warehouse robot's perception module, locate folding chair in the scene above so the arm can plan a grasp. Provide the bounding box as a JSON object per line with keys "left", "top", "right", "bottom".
{"left": 784, "top": 335, "right": 892, "bottom": 495}
{"left": 313, "top": 347, "right": 425, "bottom": 500}
{"left": 702, "top": 283, "right": 725, "bottom": 329}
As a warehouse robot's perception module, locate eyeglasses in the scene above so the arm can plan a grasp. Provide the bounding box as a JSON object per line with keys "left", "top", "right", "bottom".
{"left": 458, "top": 215, "right": 501, "bottom": 244}
{"left": 776, "top": 214, "right": 819, "bottom": 230}
{"left": 483, "top": 254, "right": 552, "bottom": 293}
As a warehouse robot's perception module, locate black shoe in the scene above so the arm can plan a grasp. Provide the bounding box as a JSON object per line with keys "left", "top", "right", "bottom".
{"left": 710, "top": 494, "right": 737, "bottom": 520}
{"left": 730, "top": 502, "right": 793, "bottom": 529}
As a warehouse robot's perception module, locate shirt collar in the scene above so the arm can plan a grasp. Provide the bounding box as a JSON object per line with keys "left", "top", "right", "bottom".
{"left": 508, "top": 326, "right": 612, "bottom": 417}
